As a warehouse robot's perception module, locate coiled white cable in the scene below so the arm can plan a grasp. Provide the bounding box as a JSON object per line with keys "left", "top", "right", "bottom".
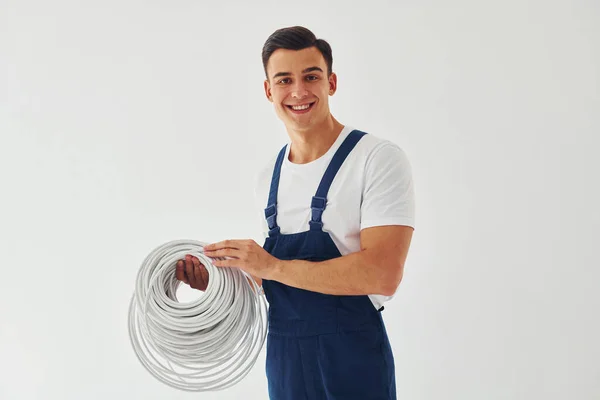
{"left": 127, "top": 238, "right": 268, "bottom": 392}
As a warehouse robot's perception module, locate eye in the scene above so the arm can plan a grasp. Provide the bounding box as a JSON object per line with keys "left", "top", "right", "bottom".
{"left": 278, "top": 78, "right": 291, "bottom": 84}
{"left": 306, "top": 75, "right": 318, "bottom": 81}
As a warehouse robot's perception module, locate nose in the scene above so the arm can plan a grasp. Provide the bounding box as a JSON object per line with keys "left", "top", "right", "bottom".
{"left": 290, "top": 80, "right": 309, "bottom": 99}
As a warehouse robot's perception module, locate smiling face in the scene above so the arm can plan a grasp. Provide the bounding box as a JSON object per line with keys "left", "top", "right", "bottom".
{"left": 264, "top": 46, "right": 337, "bottom": 132}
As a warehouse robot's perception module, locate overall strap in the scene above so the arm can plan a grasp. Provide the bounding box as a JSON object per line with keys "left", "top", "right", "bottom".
{"left": 310, "top": 130, "right": 367, "bottom": 231}
{"left": 264, "top": 144, "right": 287, "bottom": 237}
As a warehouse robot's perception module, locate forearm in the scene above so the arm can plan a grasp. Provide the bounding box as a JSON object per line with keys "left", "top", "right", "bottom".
{"left": 269, "top": 249, "right": 398, "bottom": 296}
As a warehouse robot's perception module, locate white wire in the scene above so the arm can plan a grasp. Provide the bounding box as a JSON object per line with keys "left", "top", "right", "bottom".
{"left": 127, "top": 238, "right": 268, "bottom": 392}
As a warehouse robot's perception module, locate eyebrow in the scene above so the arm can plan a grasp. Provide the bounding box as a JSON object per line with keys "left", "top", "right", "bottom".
{"left": 272, "top": 66, "right": 324, "bottom": 79}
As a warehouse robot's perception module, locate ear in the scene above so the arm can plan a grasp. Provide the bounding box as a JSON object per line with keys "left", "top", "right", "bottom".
{"left": 264, "top": 79, "right": 273, "bottom": 102}
{"left": 328, "top": 72, "right": 338, "bottom": 96}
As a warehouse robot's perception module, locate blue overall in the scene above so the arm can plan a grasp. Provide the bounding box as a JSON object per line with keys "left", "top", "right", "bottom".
{"left": 261, "top": 130, "right": 397, "bottom": 400}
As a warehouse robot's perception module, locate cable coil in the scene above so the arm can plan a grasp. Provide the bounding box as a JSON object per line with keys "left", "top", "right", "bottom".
{"left": 127, "top": 239, "right": 268, "bottom": 392}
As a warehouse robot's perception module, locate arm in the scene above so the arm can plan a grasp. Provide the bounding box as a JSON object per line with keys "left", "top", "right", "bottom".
{"left": 268, "top": 142, "right": 415, "bottom": 295}
{"left": 206, "top": 141, "right": 415, "bottom": 296}
{"left": 270, "top": 225, "right": 413, "bottom": 296}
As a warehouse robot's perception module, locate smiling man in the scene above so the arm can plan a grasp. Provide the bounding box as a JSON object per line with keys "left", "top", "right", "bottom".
{"left": 178, "top": 26, "right": 415, "bottom": 400}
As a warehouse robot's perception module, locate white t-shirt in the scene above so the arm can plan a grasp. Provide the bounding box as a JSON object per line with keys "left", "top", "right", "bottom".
{"left": 253, "top": 125, "right": 416, "bottom": 310}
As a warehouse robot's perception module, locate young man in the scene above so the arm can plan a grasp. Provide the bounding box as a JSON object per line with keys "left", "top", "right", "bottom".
{"left": 178, "top": 26, "right": 415, "bottom": 400}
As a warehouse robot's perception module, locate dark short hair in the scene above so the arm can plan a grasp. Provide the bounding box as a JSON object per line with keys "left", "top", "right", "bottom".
{"left": 261, "top": 26, "right": 333, "bottom": 79}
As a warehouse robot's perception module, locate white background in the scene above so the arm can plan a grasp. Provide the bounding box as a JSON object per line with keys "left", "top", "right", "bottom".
{"left": 1, "top": 0, "right": 599, "bottom": 399}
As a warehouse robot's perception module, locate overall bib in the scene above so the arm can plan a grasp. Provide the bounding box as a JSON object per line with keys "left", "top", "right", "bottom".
{"left": 261, "top": 130, "right": 397, "bottom": 400}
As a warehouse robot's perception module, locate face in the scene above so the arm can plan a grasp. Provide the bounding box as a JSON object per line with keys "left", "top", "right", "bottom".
{"left": 264, "top": 47, "right": 337, "bottom": 131}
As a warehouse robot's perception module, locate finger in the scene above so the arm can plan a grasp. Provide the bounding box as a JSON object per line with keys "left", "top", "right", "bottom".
{"left": 212, "top": 258, "right": 239, "bottom": 268}
{"left": 175, "top": 260, "right": 187, "bottom": 283}
{"left": 191, "top": 257, "right": 207, "bottom": 289}
{"left": 203, "top": 248, "right": 241, "bottom": 259}
{"left": 199, "top": 263, "right": 209, "bottom": 288}
{"left": 204, "top": 240, "right": 241, "bottom": 252}
{"left": 185, "top": 255, "right": 197, "bottom": 287}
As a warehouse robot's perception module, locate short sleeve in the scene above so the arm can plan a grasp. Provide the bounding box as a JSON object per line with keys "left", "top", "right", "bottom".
{"left": 360, "top": 142, "right": 416, "bottom": 230}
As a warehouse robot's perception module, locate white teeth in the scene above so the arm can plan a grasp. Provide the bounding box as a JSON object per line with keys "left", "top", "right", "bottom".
{"left": 291, "top": 103, "right": 311, "bottom": 111}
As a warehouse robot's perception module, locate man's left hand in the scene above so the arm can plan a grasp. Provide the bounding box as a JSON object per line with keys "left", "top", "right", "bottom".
{"left": 203, "top": 239, "right": 280, "bottom": 280}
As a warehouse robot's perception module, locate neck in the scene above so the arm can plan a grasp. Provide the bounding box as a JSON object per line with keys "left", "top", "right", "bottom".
{"left": 285, "top": 114, "right": 345, "bottom": 164}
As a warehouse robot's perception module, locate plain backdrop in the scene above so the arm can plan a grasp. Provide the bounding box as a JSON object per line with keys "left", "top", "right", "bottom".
{"left": 1, "top": 0, "right": 599, "bottom": 399}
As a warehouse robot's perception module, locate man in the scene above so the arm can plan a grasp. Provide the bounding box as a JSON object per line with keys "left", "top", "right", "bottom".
{"left": 176, "top": 26, "right": 415, "bottom": 400}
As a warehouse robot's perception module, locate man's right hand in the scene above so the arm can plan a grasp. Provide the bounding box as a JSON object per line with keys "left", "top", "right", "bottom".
{"left": 176, "top": 254, "right": 209, "bottom": 291}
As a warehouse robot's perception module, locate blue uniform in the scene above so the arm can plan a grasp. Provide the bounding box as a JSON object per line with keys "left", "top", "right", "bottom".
{"left": 261, "top": 130, "right": 397, "bottom": 400}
